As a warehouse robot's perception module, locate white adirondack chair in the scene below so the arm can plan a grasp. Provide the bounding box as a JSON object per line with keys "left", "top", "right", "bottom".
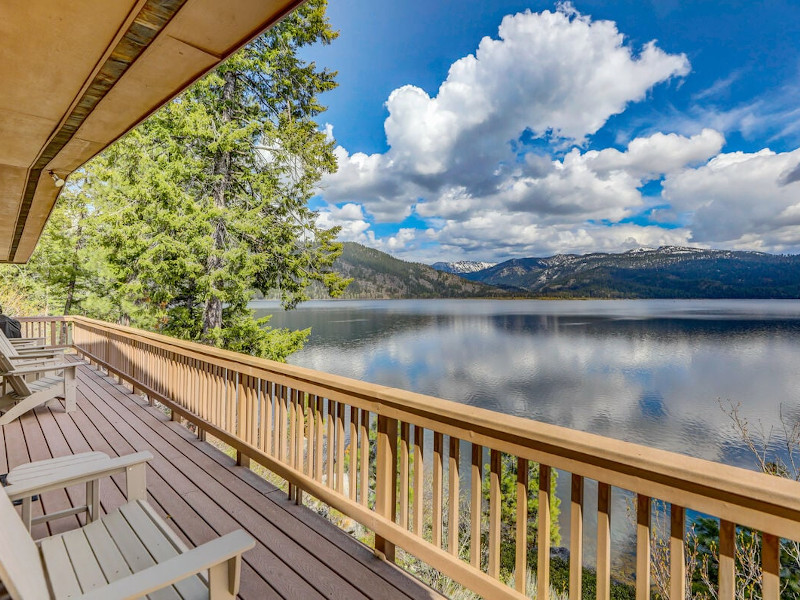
{"left": 0, "top": 451, "right": 255, "bottom": 599}
{"left": 0, "top": 352, "right": 77, "bottom": 426}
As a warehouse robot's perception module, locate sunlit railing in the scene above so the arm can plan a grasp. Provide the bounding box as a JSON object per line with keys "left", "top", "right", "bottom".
{"left": 21, "top": 314, "right": 800, "bottom": 600}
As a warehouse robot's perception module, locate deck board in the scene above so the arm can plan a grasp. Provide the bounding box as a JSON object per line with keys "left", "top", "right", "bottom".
{"left": 1, "top": 359, "right": 443, "bottom": 600}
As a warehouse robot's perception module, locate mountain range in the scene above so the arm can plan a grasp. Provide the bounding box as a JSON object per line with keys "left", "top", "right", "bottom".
{"left": 286, "top": 243, "right": 800, "bottom": 300}
{"left": 450, "top": 246, "right": 800, "bottom": 298}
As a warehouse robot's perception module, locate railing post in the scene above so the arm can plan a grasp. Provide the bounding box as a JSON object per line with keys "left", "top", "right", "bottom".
{"left": 762, "top": 532, "right": 781, "bottom": 600}
{"left": 635, "top": 494, "right": 651, "bottom": 600}
{"left": 375, "top": 413, "right": 397, "bottom": 562}
{"left": 570, "top": 475, "right": 584, "bottom": 600}
{"left": 718, "top": 520, "right": 735, "bottom": 600}
{"left": 670, "top": 505, "right": 686, "bottom": 600}
{"left": 597, "top": 482, "right": 611, "bottom": 600}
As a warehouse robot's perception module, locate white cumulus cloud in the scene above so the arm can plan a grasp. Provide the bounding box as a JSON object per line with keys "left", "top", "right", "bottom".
{"left": 409, "top": 129, "right": 721, "bottom": 259}
{"left": 663, "top": 148, "right": 800, "bottom": 251}
{"left": 582, "top": 128, "right": 724, "bottom": 179}
{"left": 429, "top": 212, "right": 692, "bottom": 260}
{"left": 316, "top": 203, "right": 371, "bottom": 240}
{"left": 321, "top": 4, "right": 690, "bottom": 224}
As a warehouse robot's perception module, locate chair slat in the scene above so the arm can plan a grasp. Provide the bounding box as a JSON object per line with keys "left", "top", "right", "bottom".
{"left": 101, "top": 509, "right": 182, "bottom": 600}
{"left": 81, "top": 520, "right": 132, "bottom": 584}
{"left": 40, "top": 536, "right": 82, "bottom": 600}
{"left": 61, "top": 529, "right": 108, "bottom": 593}
{"left": 120, "top": 502, "right": 207, "bottom": 598}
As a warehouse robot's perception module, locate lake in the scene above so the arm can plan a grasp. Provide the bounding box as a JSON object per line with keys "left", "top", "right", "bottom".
{"left": 254, "top": 299, "right": 800, "bottom": 567}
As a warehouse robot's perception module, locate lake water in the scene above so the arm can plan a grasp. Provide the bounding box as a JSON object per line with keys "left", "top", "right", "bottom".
{"left": 254, "top": 299, "right": 800, "bottom": 568}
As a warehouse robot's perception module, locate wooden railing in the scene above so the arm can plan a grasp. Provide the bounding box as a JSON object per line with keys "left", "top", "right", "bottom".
{"left": 16, "top": 316, "right": 71, "bottom": 348}
{"left": 23, "top": 315, "right": 800, "bottom": 599}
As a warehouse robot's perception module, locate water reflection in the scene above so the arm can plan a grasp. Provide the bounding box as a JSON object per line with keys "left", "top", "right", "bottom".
{"left": 257, "top": 299, "right": 800, "bottom": 466}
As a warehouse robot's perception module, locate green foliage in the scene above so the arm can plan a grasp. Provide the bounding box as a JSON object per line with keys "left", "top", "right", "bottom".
{"left": 0, "top": 265, "right": 47, "bottom": 316}
{"left": 482, "top": 453, "right": 561, "bottom": 578}
{"left": 1, "top": 171, "right": 112, "bottom": 316}
{"left": 549, "top": 556, "right": 636, "bottom": 600}
{"left": 220, "top": 315, "right": 311, "bottom": 363}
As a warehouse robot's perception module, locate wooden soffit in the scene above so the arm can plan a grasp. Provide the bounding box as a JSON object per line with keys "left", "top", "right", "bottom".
{"left": 0, "top": 0, "right": 304, "bottom": 264}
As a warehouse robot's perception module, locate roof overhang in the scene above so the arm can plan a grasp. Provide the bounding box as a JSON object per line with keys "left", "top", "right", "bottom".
{"left": 0, "top": 0, "right": 304, "bottom": 264}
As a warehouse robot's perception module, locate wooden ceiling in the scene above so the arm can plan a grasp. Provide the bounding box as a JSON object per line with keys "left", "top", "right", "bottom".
{"left": 0, "top": 0, "right": 304, "bottom": 264}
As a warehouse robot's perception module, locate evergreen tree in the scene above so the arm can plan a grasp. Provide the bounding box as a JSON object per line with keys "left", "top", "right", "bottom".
{"left": 482, "top": 453, "right": 561, "bottom": 574}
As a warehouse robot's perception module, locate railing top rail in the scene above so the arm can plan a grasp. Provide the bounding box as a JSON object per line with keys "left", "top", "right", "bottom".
{"left": 66, "top": 314, "right": 800, "bottom": 522}
{"left": 16, "top": 316, "right": 69, "bottom": 322}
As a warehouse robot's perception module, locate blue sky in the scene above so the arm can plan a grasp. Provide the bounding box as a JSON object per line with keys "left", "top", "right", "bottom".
{"left": 306, "top": 1, "right": 800, "bottom": 262}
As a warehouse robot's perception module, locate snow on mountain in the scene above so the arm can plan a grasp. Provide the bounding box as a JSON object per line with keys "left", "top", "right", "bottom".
{"left": 431, "top": 260, "right": 497, "bottom": 274}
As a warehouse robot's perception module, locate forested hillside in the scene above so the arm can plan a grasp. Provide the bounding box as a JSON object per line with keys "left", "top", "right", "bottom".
{"left": 300, "top": 243, "right": 509, "bottom": 299}
{"left": 464, "top": 246, "right": 800, "bottom": 298}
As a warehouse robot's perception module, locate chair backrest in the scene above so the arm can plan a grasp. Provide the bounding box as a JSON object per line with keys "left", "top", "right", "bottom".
{"left": 0, "top": 330, "right": 21, "bottom": 359}
{"left": 0, "top": 489, "right": 51, "bottom": 599}
{"left": 0, "top": 352, "right": 31, "bottom": 397}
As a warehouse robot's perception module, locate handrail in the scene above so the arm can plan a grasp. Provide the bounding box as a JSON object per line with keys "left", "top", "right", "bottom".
{"left": 23, "top": 314, "right": 799, "bottom": 600}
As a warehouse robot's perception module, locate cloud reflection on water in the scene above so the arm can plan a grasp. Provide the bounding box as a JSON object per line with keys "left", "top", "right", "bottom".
{"left": 261, "top": 299, "right": 800, "bottom": 467}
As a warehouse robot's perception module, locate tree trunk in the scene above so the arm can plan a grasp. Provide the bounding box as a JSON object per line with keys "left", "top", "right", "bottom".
{"left": 201, "top": 70, "right": 236, "bottom": 342}
{"left": 64, "top": 223, "right": 83, "bottom": 315}
{"left": 63, "top": 210, "right": 86, "bottom": 315}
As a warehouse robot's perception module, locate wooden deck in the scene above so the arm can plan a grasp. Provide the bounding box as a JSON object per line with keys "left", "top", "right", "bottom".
{"left": 0, "top": 358, "right": 443, "bottom": 600}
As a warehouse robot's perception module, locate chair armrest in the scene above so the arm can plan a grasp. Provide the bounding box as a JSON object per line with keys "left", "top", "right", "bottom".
{"left": 8, "top": 353, "right": 60, "bottom": 362}
{"left": 9, "top": 339, "right": 46, "bottom": 347}
{"left": 6, "top": 356, "right": 58, "bottom": 364}
{"left": 75, "top": 530, "right": 256, "bottom": 600}
{"left": 2, "top": 362, "right": 77, "bottom": 376}
{"left": 12, "top": 349, "right": 62, "bottom": 357}
{"left": 4, "top": 451, "right": 153, "bottom": 500}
